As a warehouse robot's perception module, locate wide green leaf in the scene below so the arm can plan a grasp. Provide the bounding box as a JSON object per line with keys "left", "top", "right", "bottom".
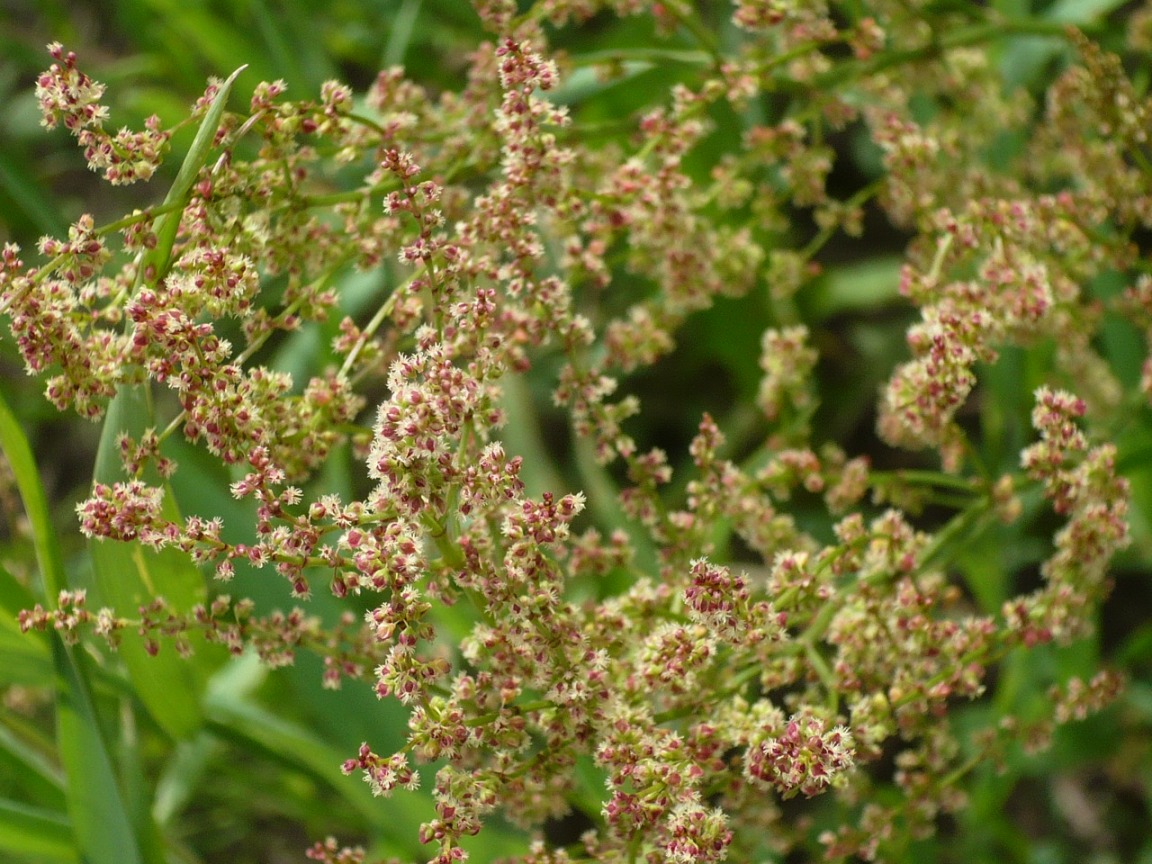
{"left": 89, "top": 385, "right": 210, "bottom": 740}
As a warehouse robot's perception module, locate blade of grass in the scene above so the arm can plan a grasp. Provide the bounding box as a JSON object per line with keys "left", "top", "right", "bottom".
{"left": 574, "top": 433, "right": 659, "bottom": 579}
{"left": 140, "top": 62, "right": 246, "bottom": 285}
{"left": 0, "top": 562, "right": 50, "bottom": 686}
{"left": 249, "top": 0, "right": 338, "bottom": 91}
{"left": 53, "top": 640, "right": 148, "bottom": 864}
{"left": 803, "top": 256, "right": 904, "bottom": 321}
{"left": 384, "top": 0, "right": 423, "bottom": 68}
{"left": 0, "top": 393, "right": 65, "bottom": 600}
{"left": 0, "top": 799, "right": 78, "bottom": 862}
{"left": 498, "top": 372, "right": 565, "bottom": 499}
{"left": 0, "top": 149, "right": 70, "bottom": 238}
{"left": 0, "top": 390, "right": 151, "bottom": 864}
{"left": 152, "top": 732, "right": 215, "bottom": 825}
{"left": 0, "top": 721, "right": 65, "bottom": 811}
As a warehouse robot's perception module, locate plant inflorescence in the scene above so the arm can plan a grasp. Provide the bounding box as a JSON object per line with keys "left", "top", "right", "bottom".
{"left": 6, "top": 2, "right": 1152, "bottom": 862}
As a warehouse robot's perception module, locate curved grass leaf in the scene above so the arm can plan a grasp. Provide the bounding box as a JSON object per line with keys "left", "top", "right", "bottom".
{"left": 141, "top": 62, "right": 246, "bottom": 284}
{"left": 53, "top": 641, "right": 148, "bottom": 864}
{"left": 0, "top": 799, "right": 77, "bottom": 862}
{"left": 0, "top": 390, "right": 149, "bottom": 864}
{"left": 0, "top": 562, "right": 50, "bottom": 686}
{"left": 152, "top": 732, "right": 215, "bottom": 826}
{"left": 805, "top": 256, "right": 904, "bottom": 321}
{"left": 498, "top": 373, "right": 565, "bottom": 499}
{"left": 384, "top": 0, "right": 423, "bottom": 68}
{"left": 95, "top": 69, "right": 248, "bottom": 744}
{"left": 250, "top": 0, "right": 339, "bottom": 91}
{"left": 89, "top": 384, "right": 208, "bottom": 740}
{"left": 0, "top": 148, "right": 70, "bottom": 238}
{"left": 574, "top": 433, "right": 659, "bottom": 581}
{"left": 0, "top": 721, "right": 65, "bottom": 812}
{"left": 0, "top": 392, "right": 65, "bottom": 600}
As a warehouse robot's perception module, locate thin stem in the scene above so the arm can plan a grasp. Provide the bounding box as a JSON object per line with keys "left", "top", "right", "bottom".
{"left": 659, "top": 0, "right": 723, "bottom": 68}
{"left": 338, "top": 270, "right": 415, "bottom": 378}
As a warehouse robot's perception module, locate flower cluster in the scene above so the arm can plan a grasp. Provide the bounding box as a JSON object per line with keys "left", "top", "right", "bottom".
{"left": 1010, "top": 387, "right": 1130, "bottom": 644}
{"left": 36, "top": 42, "right": 169, "bottom": 184}
{"left": 7, "top": 4, "right": 1147, "bottom": 863}
{"left": 745, "top": 712, "right": 855, "bottom": 799}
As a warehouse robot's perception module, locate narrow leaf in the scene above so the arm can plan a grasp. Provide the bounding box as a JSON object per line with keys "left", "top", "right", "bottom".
{"left": 203, "top": 658, "right": 430, "bottom": 860}
{"left": 1045, "top": 0, "right": 1129, "bottom": 23}
{"left": 0, "top": 562, "right": 50, "bottom": 685}
{"left": 0, "top": 149, "right": 70, "bottom": 238}
{"left": 0, "top": 798, "right": 78, "bottom": 861}
{"left": 0, "top": 391, "right": 66, "bottom": 599}
{"left": 53, "top": 641, "right": 147, "bottom": 864}
{"left": 0, "top": 391, "right": 149, "bottom": 864}
{"left": 143, "top": 62, "right": 246, "bottom": 282}
{"left": 89, "top": 384, "right": 207, "bottom": 739}
{"left": 0, "top": 721, "right": 66, "bottom": 811}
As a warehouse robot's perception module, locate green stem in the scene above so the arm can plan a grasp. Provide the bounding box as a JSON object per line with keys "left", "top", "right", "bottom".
{"left": 803, "top": 640, "right": 839, "bottom": 713}
{"left": 869, "top": 469, "right": 979, "bottom": 492}
{"left": 816, "top": 19, "right": 1086, "bottom": 90}
{"left": 660, "top": 0, "right": 723, "bottom": 67}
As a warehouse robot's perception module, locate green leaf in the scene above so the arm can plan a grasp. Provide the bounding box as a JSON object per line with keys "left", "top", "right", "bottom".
{"left": 0, "top": 148, "right": 70, "bottom": 238}
{"left": 0, "top": 721, "right": 66, "bottom": 812}
{"left": 383, "top": 0, "right": 423, "bottom": 67}
{"left": 0, "top": 392, "right": 66, "bottom": 600}
{"left": 141, "top": 62, "right": 246, "bottom": 284}
{"left": 499, "top": 372, "right": 565, "bottom": 499}
{"left": 574, "top": 433, "right": 659, "bottom": 585}
{"left": 804, "top": 256, "right": 904, "bottom": 321}
{"left": 152, "top": 732, "right": 216, "bottom": 826}
{"left": 0, "top": 799, "right": 77, "bottom": 862}
{"left": 1044, "top": 0, "right": 1129, "bottom": 23}
{"left": 249, "top": 0, "right": 339, "bottom": 90}
{"left": 0, "top": 562, "right": 50, "bottom": 686}
{"left": 89, "top": 385, "right": 207, "bottom": 740}
{"left": 1116, "top": 423, "right": 1152, "bottom": 558}
{"left": 53, "top": 641, "right": 147, "bottom": 864}
{"left": 0, "top": 390, "right": 149, "bottom": 864}
{"left": 203, "top": 655, "right": 431, "bottom": 861}
{"left": 139, "top": 1, "right": 277, "bottom": 87}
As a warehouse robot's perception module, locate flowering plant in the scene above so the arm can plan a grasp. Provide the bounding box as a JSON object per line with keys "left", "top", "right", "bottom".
{"left": 1, "top": 2, "right": 1151, "bottom": 863}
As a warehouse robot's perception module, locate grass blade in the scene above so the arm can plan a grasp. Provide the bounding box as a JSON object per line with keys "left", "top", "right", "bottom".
{"left": 0, "top": 392, "right": 65, "bottom": 599}
{"left": 0, "top": 561, "right": 50, "bottom": 686}
{"left": 53, "top": 641, "right": 147, "bottom": 864}
{"left": 0, "top": 798, "right": 78, "bottom": 862}
{"left": 0, "top": 389, "right": 150, "bottom": 864}
{"left": 203, "top": 656, "right": 430, "bottom": 860}
{"left": 0, "top": 721, "right": 65, "bottom": 811}
{"left": 142, "top": 62, "right": 246, "bottom": 283}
